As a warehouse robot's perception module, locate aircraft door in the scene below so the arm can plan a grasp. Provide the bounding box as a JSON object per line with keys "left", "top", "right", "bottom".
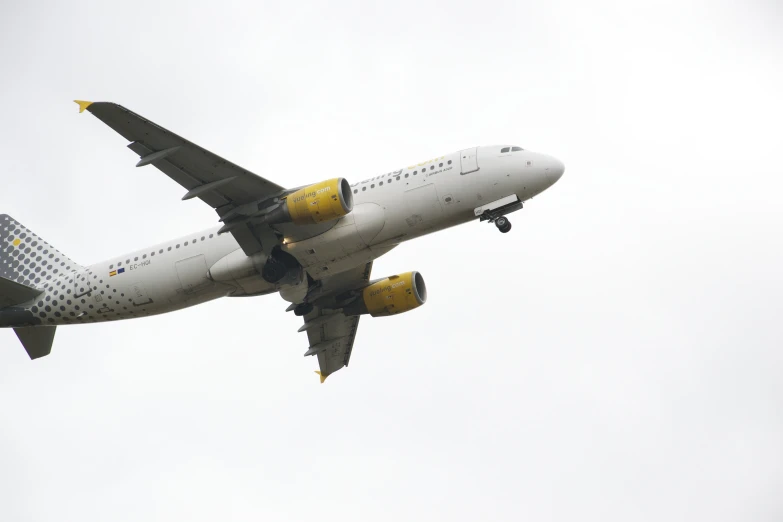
{"left": 460, "top": 147, "right": 479, "bottom": 174}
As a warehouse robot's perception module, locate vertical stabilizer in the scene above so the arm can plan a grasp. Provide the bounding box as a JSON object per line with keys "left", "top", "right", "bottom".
{"left": 14, "top": 326, "right": 56, "bottom": 359}
{"left": 0, "top": 214, "right": 82, "bottom": 288}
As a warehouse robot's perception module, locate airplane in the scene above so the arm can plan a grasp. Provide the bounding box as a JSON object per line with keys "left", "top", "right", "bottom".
{"left": 0, "top": 100, "right": 565, "bottom": 382}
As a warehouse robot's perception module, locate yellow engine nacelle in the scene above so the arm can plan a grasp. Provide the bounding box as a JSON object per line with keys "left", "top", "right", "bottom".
{"left": 344, "top": 272, "right": 428, "bottom": 317}
{"left": 268, "top": 178, "right": 353, "bottom": 226}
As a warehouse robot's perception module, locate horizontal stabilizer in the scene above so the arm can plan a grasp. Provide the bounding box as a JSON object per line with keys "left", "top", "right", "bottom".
{"left": 0, "top": 277, "right": 43, "bottom": 308}
{"left": 14, "top": 326, "right": 56, "bottom": 360}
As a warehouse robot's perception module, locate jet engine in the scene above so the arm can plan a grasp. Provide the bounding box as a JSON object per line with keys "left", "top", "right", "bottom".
{"left": 265, "top": 178, "right": 353, "bottom": 226}
{"left": 343, "top": 272, "right": 427, "bottom": 317}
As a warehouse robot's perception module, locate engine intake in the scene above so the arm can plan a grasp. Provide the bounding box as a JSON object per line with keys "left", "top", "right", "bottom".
{"left": 343, "top": 271, "right": 427, "bottom": 317}
{"left": 265, "top": 178, "right": 353, "bottom": 226}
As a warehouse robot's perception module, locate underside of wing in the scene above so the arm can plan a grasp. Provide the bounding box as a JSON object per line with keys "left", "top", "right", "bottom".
{"left": 297, "top": 262, "right": 373, "bottom": 382}
{"left": 307, "top": 310, "right": 361, "bottom": 382}
{"left": 82, "top": 102, "right": 284, "bottom": 208}
{"left": 78, "top": 101, "right": 360, "bottom": 260}
{"left": 79, "top": 101, "right": 285, "bottom": 255}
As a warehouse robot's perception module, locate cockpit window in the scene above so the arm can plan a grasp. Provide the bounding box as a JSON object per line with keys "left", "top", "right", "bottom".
{"left": 500, "top": 147, "right": 510, "bottom": 153}
{"left": 512, "top": 146, "right": 523, "bottom": 151}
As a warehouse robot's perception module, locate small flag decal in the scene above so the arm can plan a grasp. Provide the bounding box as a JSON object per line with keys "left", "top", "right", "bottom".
{"left": 110, "top": 268, "right": 125, "bottom": 277}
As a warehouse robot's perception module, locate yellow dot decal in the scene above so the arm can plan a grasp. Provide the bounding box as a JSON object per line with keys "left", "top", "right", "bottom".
{"left": 12, "top": 238, "right": 21, "bottom": 247}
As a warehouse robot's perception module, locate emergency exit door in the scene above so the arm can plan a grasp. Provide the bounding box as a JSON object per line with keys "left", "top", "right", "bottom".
{"left": 460, "top": 147, "right": 479, "bottom": 174}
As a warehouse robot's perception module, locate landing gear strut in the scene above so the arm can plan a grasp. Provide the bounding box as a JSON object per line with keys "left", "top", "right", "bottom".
{"left": 481, "top": 211, "right": 512, "bottom": 234}
{"left": 476, "top": 196, "right": 521, "bottom": 234}
{"left": 495, "top": 216, "right": 512, "bottom": 233}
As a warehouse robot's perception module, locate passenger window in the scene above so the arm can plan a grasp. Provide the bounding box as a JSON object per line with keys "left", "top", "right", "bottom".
{"left": 439, "top": 163, "right": 443, "bottom": 167}
{"left": 501, "top": 147, "right": 510, "bottom": 153}
{"left": 447, "top": 160, "right": 452, "bottom": 165}
{"left": 354, "top": 189, "right": 358, "bottom": 194}
{"left": 512, "top": 146, "right": 523, "bottom": 152}
{"left": 379, "top": 182, "right": 383, "bottom": 186}
{"left": 405, "top": 173, "right": 409, "bottom": 178}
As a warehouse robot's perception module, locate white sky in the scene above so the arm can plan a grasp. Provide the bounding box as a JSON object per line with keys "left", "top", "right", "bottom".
{"left": 1, "top": 1, "right": 782, "bottom": 521}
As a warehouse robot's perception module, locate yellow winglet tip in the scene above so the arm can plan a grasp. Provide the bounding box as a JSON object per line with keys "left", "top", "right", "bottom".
{"left": 314, "top": 371, "right": 328, "bottom": 384}
{"left": 74, "top": 100, "right": 93, "bottom": 113}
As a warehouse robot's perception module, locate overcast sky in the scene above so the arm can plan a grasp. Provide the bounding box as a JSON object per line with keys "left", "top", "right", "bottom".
{"left": 1, "top": 1, "right": 782, "bottom": 521}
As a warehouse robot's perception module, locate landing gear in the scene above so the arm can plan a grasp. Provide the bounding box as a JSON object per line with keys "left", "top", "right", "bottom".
{"left": 261, "top": 256, "right": 288, "bottom": 283}
{"left": 495, "top": 216, "right": 512, "bottom": 233}
{"left": 294, "top": 302, "right": 314, "bottom": 316}
{"left": 477, "top": 198, "right": 520, "bottom": 234}
{"left": 261, "top": 247, "right": 302, "bottom": 284}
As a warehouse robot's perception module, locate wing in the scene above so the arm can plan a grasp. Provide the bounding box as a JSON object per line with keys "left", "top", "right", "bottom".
{"left": 297, "top": 262, "right": 373, "bottom": 382}
{"left": 76, "top": 100, "right": 285, "bottom": 256}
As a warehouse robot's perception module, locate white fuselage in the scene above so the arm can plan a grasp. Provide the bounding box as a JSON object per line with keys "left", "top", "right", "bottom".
{"left": 8, "top": 146, "right": 563, "bottom": 327}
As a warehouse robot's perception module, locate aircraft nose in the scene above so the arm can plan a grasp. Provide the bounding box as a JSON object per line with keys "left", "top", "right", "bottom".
{"left": 547, "top": 157, "right": 565, "bottom": 182}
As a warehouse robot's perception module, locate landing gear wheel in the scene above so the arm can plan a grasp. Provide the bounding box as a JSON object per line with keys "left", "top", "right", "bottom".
{"left": 495, "top": 216, "right": 512, "bottom": 233}
{"left": 294, "top": 303, "right": 314, "bottom": 317}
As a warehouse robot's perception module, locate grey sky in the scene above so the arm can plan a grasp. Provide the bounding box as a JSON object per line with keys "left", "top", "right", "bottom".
{"left": 1, "top": 1, "right": 782, "bottom": 521}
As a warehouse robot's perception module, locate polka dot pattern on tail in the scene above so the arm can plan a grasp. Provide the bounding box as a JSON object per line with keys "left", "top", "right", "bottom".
{"left": 0, "top": 214, "right": 81, "bottom": 287}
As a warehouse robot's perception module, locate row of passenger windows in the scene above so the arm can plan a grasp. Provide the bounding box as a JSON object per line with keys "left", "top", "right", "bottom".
{"left": 109, "top": 233, "right": 216, "bottom": 269}
{"left": 353, "top": 160, "right": 453, "bottom": 193}
{"left": 501, "top": 146, "right": 524, "bottom": 153}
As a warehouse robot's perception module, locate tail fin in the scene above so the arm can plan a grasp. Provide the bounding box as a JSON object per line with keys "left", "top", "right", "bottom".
{"left": 0, "top": 214, "right": 82, "bottom": 290}
{"left": 14, "top": 326, "right": 56, "bottom": 359}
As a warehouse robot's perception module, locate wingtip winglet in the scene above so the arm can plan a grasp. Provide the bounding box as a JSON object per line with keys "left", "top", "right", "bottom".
{"left": 315, "top": 371, "right": 328, "bottom": 384}
{"left": 74, "top": 100, "right": 93, "bottom": 113}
